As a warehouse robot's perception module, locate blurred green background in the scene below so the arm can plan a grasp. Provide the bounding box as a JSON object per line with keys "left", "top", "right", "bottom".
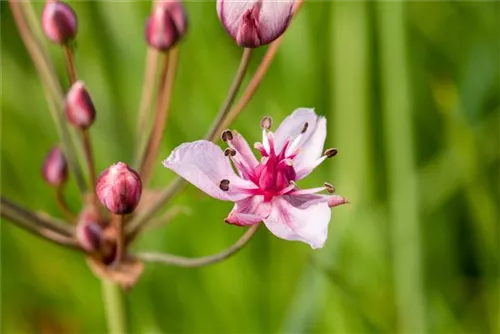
{"left": 1, "top": 1, "right": 499, "bottom": 333}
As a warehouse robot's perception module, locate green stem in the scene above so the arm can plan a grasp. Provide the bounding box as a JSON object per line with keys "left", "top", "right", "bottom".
{"left": 101, "top": 279, "right": 127, "bottom": 334}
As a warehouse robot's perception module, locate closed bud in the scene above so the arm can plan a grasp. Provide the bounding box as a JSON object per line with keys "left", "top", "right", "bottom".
{"left": 145, "top": 1, "right": 188, "bottom": 51}
{"left": 41, "top": 0, "right": 78, "bottom": 44}
{"left": 217, "top": 0, "right": 295, "bottom": 48}
{"left": 76, "top": 211, "right": 102, "bottom": 252}
{"left": 42, "top": 146, "right": 68, "bottom": 187}
{"left": 65, "top": 81, "right": 96, "bottom": 129}
{"left": 96, "top": 162, "right": 142, "bottom": 215}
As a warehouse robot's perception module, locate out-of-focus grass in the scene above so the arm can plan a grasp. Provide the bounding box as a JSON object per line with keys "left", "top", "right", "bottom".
{"left": 1, "top": 1, "right": 499, "bottom": 333}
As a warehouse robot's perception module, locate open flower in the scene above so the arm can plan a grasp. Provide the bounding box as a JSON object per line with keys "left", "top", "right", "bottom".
{"left": 163, "top": 108, "right": 347, "bottom": 248}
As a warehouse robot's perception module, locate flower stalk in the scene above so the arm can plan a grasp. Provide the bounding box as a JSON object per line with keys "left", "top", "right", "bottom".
{"left": 205, "top": 48, "right": 252, "bottom": 140}
{"left": 137, "top": 224, "right": 260, "bottom": 267}
{"left": 1, "top": 197, "right": 79, "bottom": 249}
{"left": 55, "top": 187, "right": 75, "bottom": 221}
{"left": 101, "top": 279, "right": 128, "bottom": 334}
{"left": 62, "top": 44, "right": 77, "bottom": 85}
{"left": 139, "top": 49, "right": 178, "bottom": 184}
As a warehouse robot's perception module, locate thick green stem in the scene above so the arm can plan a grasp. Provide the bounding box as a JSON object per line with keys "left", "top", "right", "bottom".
{"left": 101, "top": 279, "right": 127, "bottom": 334}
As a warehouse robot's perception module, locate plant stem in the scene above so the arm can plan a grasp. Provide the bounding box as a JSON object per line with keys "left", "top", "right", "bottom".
{"left": 134, "top": 48, "right": 159, "bottom": 167}
{"left": 1, "top": 197, "right": 79, "bottom": 249}
{"left": 205, "top": 48, "right": 252, "bottom": 140}
{"left": 112, "top": 213, "right": 125, "bottom": 263}
{"left": 62, "top": 44, "right": 77, "bottom": 85}
{"left": 139, "top": 49, "right": 178, "bottom": 184}
{"left": 137, "top": 224, "right": 260, "bottom": 267}
{"left": 101, "top": 279, "right": 127, "bottom": 334}
{"left": 55, "top": 187, "right": 75, "bottom": 222}
{"left": 82, "top": 129, "right": 97, "bottom": 189}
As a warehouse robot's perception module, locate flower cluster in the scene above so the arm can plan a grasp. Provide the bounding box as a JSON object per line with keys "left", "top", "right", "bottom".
{"left": 5, "top": 0, "right": 347, "bottom": 299}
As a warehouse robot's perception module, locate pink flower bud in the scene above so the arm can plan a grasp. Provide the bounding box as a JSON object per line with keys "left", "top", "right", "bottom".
{"left": 96, "top": 162, "right": 142, "bottom": 215}
{"left": 76, "top": 211, "right": 102, "bottom": 252}
{"left": 145, "top": 0, "right": 188, "bottom": 51}
{"left": 217, "top": 0, "right": 295, "bottom": 48}
{"left": 65, "top": 81, "right": 96, "bottom": 129}
{"left": 41, "top": 0, "right": 78, "bottom": 44}
{"left": 42, "top": 146, "right": 68, "bottom": 187}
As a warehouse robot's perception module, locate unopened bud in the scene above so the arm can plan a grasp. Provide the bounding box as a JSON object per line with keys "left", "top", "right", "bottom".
{"left": 217, "top": 0, "right": 295, "bottom": 48}
{"left": 76, "top": 211, "right": 102, "bottom": 252}
{"left": 96, "top": 162, "right": 142, "bottom": 215}
{"left": 65, "top": 81, "right": 96, "bottom": 129}
{"left": 145, "top": 1, "right": 188, "bottom": 51}
{"left": 42, "top": 146, "right": 68, "bottom": 187}
{"left": 41, "top": 0, "right": 78, "bottom": 44}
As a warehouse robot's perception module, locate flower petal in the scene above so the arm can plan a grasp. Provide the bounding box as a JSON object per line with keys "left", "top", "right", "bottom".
{"left": 225, "top": 195, "right": 271, "bottom": 226}
{"left": 228, "top": 131, "right": 259, "bottom": 180}
{"left": 258, "top": 1, "right": 295, "bottom": 45}
{"left": 274, "top": 109, "right": 326, "bottom": 170}
{"left": 293, "top": 116, "right": 326, "bottom": 176}
{"left": 163, "top": 140, "right": 256, "bottom": 201}
{"left": 263, "top": 196, "right": 331, "bottom": 249}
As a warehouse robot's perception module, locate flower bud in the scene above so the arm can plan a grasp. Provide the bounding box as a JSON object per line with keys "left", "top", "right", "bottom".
{"left": 76, "top": 211, "right": 103, "bottom": 252}
{"left": 96, "top": 162, "right": 142, "bottom": 215}
{"left": 217, "top": 0, "right": 295, "bottom": 48}
{"left": 42, "top": 146, "right": 68, "bottom": 187}
{"left": 65, "top": 81, "right": 96, "bottom": 129}
{"left": 145, "top": 1, "right": 188, "bottom": 51}
{"left": 41, "top": 0, "right": 78, "bottom": 44}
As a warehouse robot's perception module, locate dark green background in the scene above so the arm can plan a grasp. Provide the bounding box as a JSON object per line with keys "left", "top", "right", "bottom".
{"left": 1, "top": 1, "right": 499, "bottom": 333}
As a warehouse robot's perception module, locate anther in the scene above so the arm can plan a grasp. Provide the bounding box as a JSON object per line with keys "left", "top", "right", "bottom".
{"left": 260, "top": 116, "right": 273, "bottom": 130}
{"left": 324, "top": 148, "right": 338, "bottom": 158}
{"left": 219, "top": 179, "right": 230, "bottom": 191}
{"left": 221, "top": 130, "right": 233, "bottom": 142}
{"left": 224, "top": 148, "right": 237, "bottom": 157}
{"left": 324, "top": 182, "right": 335, "bottom": 193}
{"left": 301, "top": 122, "right": 309, "bottom": 134}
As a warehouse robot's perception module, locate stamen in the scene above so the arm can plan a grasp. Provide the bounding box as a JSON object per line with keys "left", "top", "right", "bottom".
{"left": 324, "top": 148, "right": 338, "bottom": 158}
{"left": 301, "top": 122, "right": 309, "bottom": 134}
{"left": 324, "top": 182, "right": 335, "bottom": 193}
{"left": 260, "top": 116, "right": 273, "bottom": 130}
{"left": 262, "top": 129, "right": 270, "bottom": 152}
{"left": 224, "top": 148, "right": 237, "bottom": 157}
{"left": 221, "top": 130, "right": 233, "bottom": 142}
{"left": 286, "top": 133, "right": 304, "bottom": 157}
{"left": 219, "top": 179, "right": 230, "bottom": 191}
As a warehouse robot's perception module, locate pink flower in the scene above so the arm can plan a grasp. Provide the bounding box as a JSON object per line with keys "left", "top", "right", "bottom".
{"left": 163, "top": 108, "right": 347, "bottom": 249}
{"left": 217, "top": 0, "right": 295, "bottom": 48}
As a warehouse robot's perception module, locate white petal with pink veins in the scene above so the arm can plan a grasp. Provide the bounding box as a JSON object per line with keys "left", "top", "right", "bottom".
{"left": 163, "top": 140, "right": 257, "bottom": 202}
{"left": 263, "top": 196, "right": 331, "bottom": 249}
{"left": 274, "top": 109, "right": 327, "bottom": 171}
